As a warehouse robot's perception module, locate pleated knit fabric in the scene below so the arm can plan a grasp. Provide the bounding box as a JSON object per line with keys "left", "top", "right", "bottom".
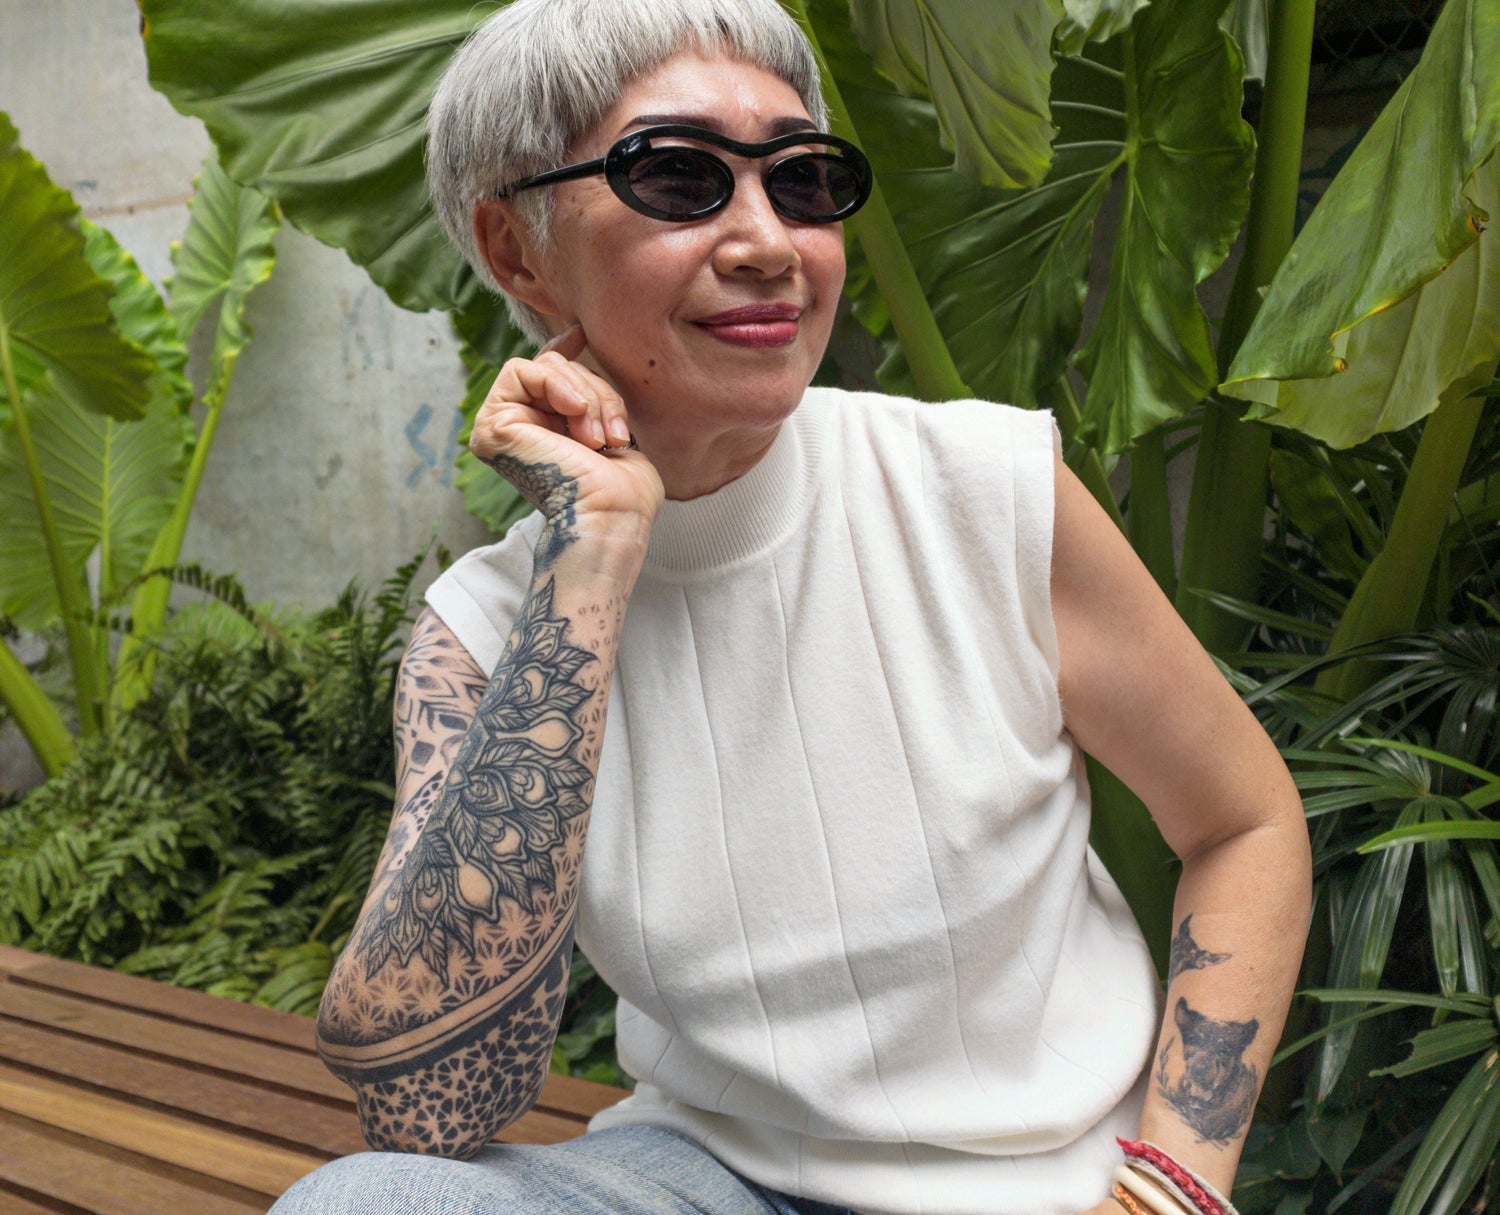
{"left": 424, "top": 388, "right": 1160, "bottom": 1215}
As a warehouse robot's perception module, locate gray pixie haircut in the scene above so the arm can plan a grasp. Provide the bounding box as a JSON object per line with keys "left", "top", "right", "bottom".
{"left": 426, "top": 0, "right": 828, "bottom": 344}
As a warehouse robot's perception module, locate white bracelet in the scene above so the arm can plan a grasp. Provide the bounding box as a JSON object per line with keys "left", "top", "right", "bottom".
{"left": 1114, "top": 1164, "right": 1194, "bottom": 1215}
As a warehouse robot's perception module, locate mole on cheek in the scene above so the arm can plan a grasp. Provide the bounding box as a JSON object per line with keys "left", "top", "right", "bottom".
{"left": 649, "top": 359, "right": 657, "bottom": 367}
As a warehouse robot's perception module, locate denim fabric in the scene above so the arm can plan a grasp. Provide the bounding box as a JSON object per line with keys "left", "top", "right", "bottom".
{"left": 270, "top": 1124, "right": 858, "bottom": 1215}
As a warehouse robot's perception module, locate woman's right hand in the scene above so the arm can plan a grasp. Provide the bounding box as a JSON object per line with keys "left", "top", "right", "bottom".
{"left": 468, "top": 324, "right": 664, "bottom": 546}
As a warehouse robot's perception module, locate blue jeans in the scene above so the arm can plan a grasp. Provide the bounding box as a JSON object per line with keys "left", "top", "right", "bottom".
{"left": 270, "top": 1124, "right": 858, "bottom": 1215}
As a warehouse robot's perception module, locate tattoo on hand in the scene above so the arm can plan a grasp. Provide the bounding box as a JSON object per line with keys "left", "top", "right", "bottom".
{"left": 482, "top": 453, "right": 578, "bottom": 568}
{"left": 1156, "top": 997, "right": 1259, "bottom": 1146}
{"left": 1168, "top": 914, "right": 1231, "bottom": 983}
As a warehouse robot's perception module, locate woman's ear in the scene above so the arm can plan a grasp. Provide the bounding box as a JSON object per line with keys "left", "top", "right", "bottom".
{"left": 472, "top": 199, "right": 567, "bottom": 320}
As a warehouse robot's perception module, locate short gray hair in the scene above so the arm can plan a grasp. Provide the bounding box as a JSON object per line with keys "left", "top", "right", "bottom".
{"left": 426, "top": 0, "right": 828, "bottom": 345}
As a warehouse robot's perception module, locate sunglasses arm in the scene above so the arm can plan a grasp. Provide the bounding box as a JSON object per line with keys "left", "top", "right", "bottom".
{"left": 496, "top": 156, "right": 608, "bottom": 199}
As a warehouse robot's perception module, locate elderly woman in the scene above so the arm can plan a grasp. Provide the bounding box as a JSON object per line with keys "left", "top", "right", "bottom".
{"left": 273, "top": 1, "right": 1311, "bottom": 1213}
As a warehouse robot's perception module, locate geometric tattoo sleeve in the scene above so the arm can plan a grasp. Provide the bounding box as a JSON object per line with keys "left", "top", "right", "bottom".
{"left": 316, "top": 577, "right": 603, "bottom": 1154}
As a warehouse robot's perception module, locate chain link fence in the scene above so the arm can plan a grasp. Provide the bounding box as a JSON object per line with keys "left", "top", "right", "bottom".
{"left": 1309, "top": 0, "right": 1441, "bottom": 95}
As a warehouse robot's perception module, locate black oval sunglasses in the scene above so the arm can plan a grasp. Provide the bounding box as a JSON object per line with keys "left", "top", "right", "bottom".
{"left": 495, "top": 123, "right": 873, "bottom": 224}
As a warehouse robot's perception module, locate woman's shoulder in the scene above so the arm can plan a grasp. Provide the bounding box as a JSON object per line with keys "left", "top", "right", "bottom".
{"left": 422, "top": 511, "right": 545, "bottom": 672}
{"left": 804, "top": 385, "right": 1056, "bottom": 466}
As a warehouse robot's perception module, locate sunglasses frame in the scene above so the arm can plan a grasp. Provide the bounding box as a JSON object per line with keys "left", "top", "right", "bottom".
{"left": 495, "top": 124, "right": 873, "bottom": 224}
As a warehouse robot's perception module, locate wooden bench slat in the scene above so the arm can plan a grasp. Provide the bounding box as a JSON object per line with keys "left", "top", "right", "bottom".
{"left": 0, "top": 1181, "right": 78, "bottom": 1215}
{"left": 530, "top": 1071, "right": 629, "bottom": 1120}
{"left": 0, "top": 1061, "right": 327, "bottom": 1197}
{"left": 0, "top": 1015, "right": 370, "bottom": 1158}
{"left": 0, "top": 983, "right": 352, "bottom": 1100}
{"left": 0, "top": 944, "right": 311, "bottom": 1052}
{"left": 0, "top": 1110, "right": 270, "bottom": 1215}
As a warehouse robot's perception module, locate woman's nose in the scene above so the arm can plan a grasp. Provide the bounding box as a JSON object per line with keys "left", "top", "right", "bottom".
{"left": 710, "top": 172, "right": 801, "bottom": 279}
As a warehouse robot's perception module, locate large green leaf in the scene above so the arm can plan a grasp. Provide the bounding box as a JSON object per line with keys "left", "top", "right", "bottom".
{"left": 815, "top": 0, "right": 1117, "bottom": 409}
{"left": 167, "top": 156, "right": 279, "bottom": 360}
{"left": 0, "top": 377, "right": 189, "bottom": 630}
{"left": 0, "top": 111, "right": 154, "bottom": 421}
{"left": 1389, "top": 1047, "right": 1500, "bottom": 1215}
{"left": 849, "top": 0, "right": 1064, "bottom": 190}
{"left": 1072, "top": 0, "right": 1255, "bottom": 452}
{"left": 452, "top": 332, "right": 532, "bottom": 536}
{"left": 0, "top": 227, "right": 191, "bottom": 629}
{"left": 1222, "top": 0, "right": 1500, "bottom": 447}
{"left": 1057, "top": 0, "right": 1151, "bottom": 56}
{"left": 1315, "top": 798, "right": 1424, "bottom": 1103}
{"left": 114, "top": 157, "right": 282, "bottom": 710}
{"left": 821, "top": 0, "right": 1252, "bottom": 452}
{"left": 139, "top": 0, "right": 517, "bottom": 362}
{"left": 1231, "top": 158, "right": 1500, "bottom": 449}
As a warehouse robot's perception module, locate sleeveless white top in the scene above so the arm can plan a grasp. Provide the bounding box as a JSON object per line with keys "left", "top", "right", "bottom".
{"left": 425, "top": 388, "right": 1159, "bottom": 1215}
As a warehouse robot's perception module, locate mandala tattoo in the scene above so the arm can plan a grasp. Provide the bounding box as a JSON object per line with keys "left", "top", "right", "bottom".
{"left": 317, "top": 579, "right": 605, "bottom": 1151}
{"left": 481, "top": 452, "right": 578, "bottom": 569}
{"left": 1156, "top": 997, "right": 1260, "bottom": 1146}
{"left": 1168, "top": 914, "right": 1232, "bottom": 983}
{"left": 344, "top": 580, "right": 592, "bottom": 1003}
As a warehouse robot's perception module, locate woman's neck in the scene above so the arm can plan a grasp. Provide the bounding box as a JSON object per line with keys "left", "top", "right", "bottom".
{"left": 641, "top": 420, "right": 783, "bottom": 501}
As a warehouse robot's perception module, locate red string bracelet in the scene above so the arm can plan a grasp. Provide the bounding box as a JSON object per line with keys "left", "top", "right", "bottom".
{"left": 1117, "top": 1139, "right": 1238, "bottom": 1215}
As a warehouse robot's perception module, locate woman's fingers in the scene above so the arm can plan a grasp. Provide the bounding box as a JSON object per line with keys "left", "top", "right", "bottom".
{"left": 473, "top": 325, "right": 630, "bottom": 458}
{"left": 539, "top": 324, "right": 631, "bottom": 447}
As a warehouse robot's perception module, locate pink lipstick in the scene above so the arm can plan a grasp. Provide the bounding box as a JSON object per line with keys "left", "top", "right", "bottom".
{"left": 695, "top": 304, "right": 801, "bottom": 347}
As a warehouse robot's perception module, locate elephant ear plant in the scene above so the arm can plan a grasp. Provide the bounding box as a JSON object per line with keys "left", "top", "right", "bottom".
{"left": 0, "top": 112, "right": 279, "bottom": 776}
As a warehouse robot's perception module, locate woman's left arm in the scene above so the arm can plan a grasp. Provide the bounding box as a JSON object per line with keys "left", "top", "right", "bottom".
{"left": 1048, "top": 455, "right": 1313, "bottom": 1214}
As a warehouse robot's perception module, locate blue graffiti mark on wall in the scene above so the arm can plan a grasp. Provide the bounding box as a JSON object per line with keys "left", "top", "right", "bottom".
{"left": 342, "top": 285, "right": 396, "bottom": 374}
{"left": 405, "top": 403, "right": 467, "bottom": 488}
{"left": 444, "top": 406, "right": 466, "bottom": 482}
{"left": 405, "top": 404, "right": 437, "bottom": 487}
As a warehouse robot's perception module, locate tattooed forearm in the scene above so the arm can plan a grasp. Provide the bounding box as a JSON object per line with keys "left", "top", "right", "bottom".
{"left": 1168, "top": 914, "right": 1231, "bottom": 983}
{"left": 1155, "top": 997, "right": 1260, "bottom": 1146}
{"left": 318, "top": 577, "right": 611, "bottom": 1153}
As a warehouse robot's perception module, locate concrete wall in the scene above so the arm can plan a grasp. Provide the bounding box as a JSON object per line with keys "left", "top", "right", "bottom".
{"left": 2, "top": 0, "right": 494, "bottom": 791}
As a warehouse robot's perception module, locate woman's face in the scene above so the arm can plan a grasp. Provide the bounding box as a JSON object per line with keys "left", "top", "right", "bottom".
{"left": 523, "top": 51, "right": 848, "bottom": 454}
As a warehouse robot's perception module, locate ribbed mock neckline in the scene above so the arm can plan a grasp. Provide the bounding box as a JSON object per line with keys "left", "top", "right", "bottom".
{"left": 642, "top": 394, "right": 824, "bottom": 579}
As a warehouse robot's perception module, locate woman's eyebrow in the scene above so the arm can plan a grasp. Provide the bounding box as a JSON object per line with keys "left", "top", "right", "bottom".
{"left": 620, "top": 114, "right": 819, "bottom": 136}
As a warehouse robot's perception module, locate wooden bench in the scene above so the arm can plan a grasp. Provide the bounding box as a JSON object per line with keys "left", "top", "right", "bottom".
{"left": 0, "top": 944, "right": 626, "bottom": 1213}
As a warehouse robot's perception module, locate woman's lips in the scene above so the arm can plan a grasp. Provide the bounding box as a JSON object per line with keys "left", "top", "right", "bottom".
{"left": 695, "top": 305, "right": 802, "bottom": 348}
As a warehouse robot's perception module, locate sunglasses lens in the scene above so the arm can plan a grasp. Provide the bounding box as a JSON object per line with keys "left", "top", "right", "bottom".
{"left": 768, "top": 153, "right": 865, "bottom": 221}
{"left": 627, "top": 149, "right": 731, "bottom": 218}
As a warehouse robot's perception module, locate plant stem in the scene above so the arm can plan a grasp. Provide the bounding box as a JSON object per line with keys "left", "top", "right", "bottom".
{"left": 0, "top": 319, "right": 103, "bottom": 736}
{"left": 780, "top": 0, "right": 972, "bottom": 402}
{"left": 1175, "top": 0, "right": 1317, "bottom": 653}
{"left": 1127, "top": 429, "right": 1177, "bottom": 598}
{"left": 1052, "top": 376, "right": 1126, "bottom": 531}
{"left": 1318, "top": 383, "right": 1490, "bottom": 702}
{"left": 0, "top": 634, "right": 76, "bottom": 776}
{"left": 114, "top": 350, "right": 239, "bottom": 710}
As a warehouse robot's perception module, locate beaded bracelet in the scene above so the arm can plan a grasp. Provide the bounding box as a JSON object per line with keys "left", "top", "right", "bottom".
{"left": 1114, "top": 1164, "right": 1193, "bottom": 1215}
{"left": 1116, "top": 1139, "right": 1240, "bottom": 1215}
{"left": 1112, "top": 1183, "right": 1151, "bottom": 1215}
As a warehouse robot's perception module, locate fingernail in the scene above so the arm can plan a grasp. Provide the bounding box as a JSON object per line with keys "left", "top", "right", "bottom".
{"left": 589, "top": 418, "right": 606, "bottom": 446}
{"left": 608, "top": 418, "right": 630, "bottom": 445}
